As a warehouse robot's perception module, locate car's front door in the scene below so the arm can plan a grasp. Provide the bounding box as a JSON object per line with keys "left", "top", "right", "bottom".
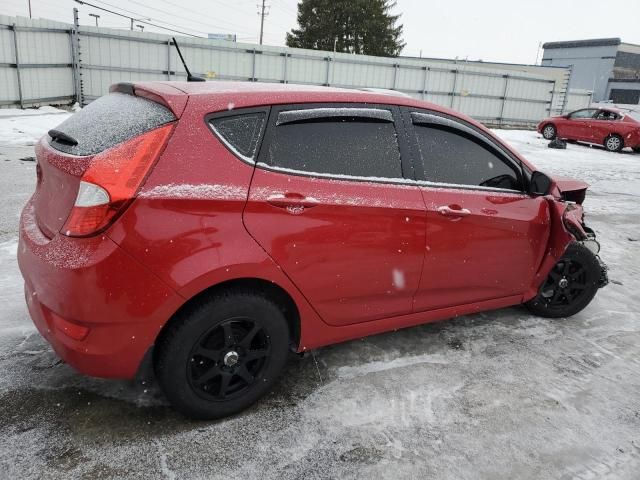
{"left": 243, "top": 105, "right": 427, "bottom": 326}
{"left": 404, "top": 110, "right": 551, "bottom": 311}
{"left": 561, "top": 109, "right": 598, "bottom": 141}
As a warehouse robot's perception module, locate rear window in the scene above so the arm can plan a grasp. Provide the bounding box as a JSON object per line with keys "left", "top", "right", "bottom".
{"left": 209, "top": 112, "right": 266, "bottom": 161}
{"left": 263, "top": 116, "right": 403, "bottom": 179}
{"left": 49, "top": 92, "right": 176, "bottom": 156}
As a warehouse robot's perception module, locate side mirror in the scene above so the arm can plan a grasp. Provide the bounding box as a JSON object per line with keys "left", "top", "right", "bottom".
{"left": 530, "top": 171, "right": 552, "bottom": 196}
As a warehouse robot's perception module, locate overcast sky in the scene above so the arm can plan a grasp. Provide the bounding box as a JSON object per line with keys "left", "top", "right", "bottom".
{"left": 4, "top": 0, "right": 640, "bottom": 64}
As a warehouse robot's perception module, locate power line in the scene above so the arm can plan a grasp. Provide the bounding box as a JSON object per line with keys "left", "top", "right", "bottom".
{"left": 126, "top": 0, "right": 256, "bottom": 34}
{"left": 74, "top": 0, "right": 203, "bottom": 37}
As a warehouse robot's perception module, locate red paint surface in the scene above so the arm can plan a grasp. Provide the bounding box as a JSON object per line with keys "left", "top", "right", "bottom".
{"left": 538, "top": 107, "right": 640, "bottom": 148}
{"left": 19, "top": 81, "right": 588, "bottom": 378}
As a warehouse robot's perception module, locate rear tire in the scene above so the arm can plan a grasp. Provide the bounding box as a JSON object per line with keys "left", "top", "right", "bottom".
{"left": 155, "top": 291, "right": 290, "bottom": 419}
{"left": 542, "top": 124, "right": 557, "bottom": 140}
{"left": 525, "top": 243, "right": 601, "bottom": 319}
{"left": 604, "top": 134, "right": 624, "bottom": 152}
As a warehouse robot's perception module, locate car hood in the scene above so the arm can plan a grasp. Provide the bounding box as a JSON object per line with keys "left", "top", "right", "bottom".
{"left": 552, "top": 176, "right": 589, "bottom": 204}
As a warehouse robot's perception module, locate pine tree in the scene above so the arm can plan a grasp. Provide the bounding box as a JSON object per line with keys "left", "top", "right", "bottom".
{"left": 286, "top": 0, "right": 405, "bottom": 57}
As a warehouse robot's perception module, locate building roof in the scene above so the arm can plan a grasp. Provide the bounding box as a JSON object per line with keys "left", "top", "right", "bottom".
{"left": 543, "top": 38, "right": 621, "bottom": 49}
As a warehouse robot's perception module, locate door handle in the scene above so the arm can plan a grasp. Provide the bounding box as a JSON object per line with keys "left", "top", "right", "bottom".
{"left": 267, "top": 194, "right": 319, "bottom": 211}
{"left": 437, "top": 205, "right": 471, "bottom": 217}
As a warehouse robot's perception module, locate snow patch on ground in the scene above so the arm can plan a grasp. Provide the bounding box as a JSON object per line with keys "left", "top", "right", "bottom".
{"left": 0, "top": 106, "right": 71, "bottom": 146}
{"left": 1, "top": 125, "right": 640, "bottom": 478}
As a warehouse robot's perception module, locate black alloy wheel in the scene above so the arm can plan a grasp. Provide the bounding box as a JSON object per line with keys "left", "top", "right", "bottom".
{"left": 155, "top": 291, "right": 290, "bottom": 419}
{"left": 187, "top": 317, "right": 271, "bottom": 401}
{"left": 526, "top": 243, "right": 601, "bottom": 318}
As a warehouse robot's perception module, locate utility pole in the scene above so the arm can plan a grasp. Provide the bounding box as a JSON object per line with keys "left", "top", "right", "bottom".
{"left": 136, "top": 24, "right": 144, "bottom": 32}
{"left": 89, "top": 13, "right": 99, "bottom": 26}
{"left": 130, "top": 17, "right": 134, "bottom": 30}
{"left": 27, "top": 0, "right": 32, "bottom": 18}
{"left": 258, "top": 0, "right": 268, "bottom": 45}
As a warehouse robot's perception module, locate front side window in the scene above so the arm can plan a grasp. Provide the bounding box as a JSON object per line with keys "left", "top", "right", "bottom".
{"left": 569, "top": 109, "right": 597, "bottom": 120}
{"left": 262, "top": 111, "right": 403, "bottom": 179}
{"left": 413, "top": 124, "right": 522, "bottom": 191}
{"left": 209, "top": 112, "right": 266, "bottom": 161}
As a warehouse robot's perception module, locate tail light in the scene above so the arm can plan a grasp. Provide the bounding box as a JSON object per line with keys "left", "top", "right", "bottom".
{"left": 62, "top": 124, "right": 174, "bottom": 237}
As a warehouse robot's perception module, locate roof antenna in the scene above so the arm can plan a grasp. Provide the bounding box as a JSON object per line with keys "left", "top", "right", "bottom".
{"left": 172, "top": 37, "right": 205, "bottom": 82}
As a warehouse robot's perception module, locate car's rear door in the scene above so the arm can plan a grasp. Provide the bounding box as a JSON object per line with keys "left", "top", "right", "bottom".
{"left": 403, "top": 109, "right": 550, "bottom": 311}
{"left": 243, "top": 104, "right": 426, "bottom": 326}
{"left": 561, "top": 109, "right": 597, "bottom": 141}
{"left": 591, "top": 109, "right": 621, "bottom": 144}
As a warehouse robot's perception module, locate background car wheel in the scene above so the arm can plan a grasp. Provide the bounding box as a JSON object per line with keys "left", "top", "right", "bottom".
{"left": 154, "top": 290, "right": 290, "bottom": 419}
{"left": 525, "top": 243, "right": 601, "bottom": 319}
{"left": 604, "top": 134, "right": 623, "bottom": 152}
{"left": 542, "top": 124, "right": 557, "bottom": 140}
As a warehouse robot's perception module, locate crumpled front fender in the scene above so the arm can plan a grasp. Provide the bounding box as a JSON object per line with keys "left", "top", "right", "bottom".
{"left": 523, "top": 199, "right": 582, "bottom": 302}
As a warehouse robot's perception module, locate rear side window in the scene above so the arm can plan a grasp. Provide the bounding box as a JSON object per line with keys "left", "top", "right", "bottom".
{"left": 49, "top": 92, "right": 176, "bottom": 156}
{"left": 414, "top": 124, "right": 522, "bottom": 190}
{"left": 263, "top": 111, "right": 403, "bottom": 179}
{"left": 209, "top": 112, "right": 266, "bottom": 161}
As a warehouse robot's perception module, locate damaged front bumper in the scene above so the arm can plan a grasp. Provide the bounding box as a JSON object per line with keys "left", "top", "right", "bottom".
{"left": 563, "top": 205, "right": 608, "bottom": 288}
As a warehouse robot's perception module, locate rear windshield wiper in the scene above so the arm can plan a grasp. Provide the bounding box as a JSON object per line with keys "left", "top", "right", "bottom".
{"left": 48, "top": 129, "right": 78, "bottom": 146}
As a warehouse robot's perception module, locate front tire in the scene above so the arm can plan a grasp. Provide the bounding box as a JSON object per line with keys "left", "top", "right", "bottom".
{"left": 525, "top": 243, "right": 601, "bottom": 318}
{"left": 604, "top": 134, "right": 624, "bottom": 152}
{"left": 155, "top": 291, "right": 290, "bottom": 419}
{"left": 542, "top": 124, "right": 557, "bottom": 140}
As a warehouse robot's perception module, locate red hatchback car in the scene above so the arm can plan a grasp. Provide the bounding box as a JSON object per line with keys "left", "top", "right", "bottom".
{"left": 538, "top": 106, "right": 640, "bottom": 152}
{"left": 19, "top": 82, "right": 608, "bottom": 418}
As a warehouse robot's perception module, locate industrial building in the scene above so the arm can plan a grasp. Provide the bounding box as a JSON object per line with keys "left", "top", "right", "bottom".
{"left": 542, "top": 38, "right": 640, "bottom": 104}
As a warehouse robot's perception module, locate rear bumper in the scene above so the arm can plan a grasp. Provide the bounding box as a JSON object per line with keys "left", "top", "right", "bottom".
{"left": 17, "top": 200, "right": 183, "bottom": 378}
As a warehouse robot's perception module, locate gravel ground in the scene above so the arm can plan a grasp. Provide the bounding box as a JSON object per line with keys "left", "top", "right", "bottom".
{"left": 0, "top": 126, "right": 639, "bottom": 479}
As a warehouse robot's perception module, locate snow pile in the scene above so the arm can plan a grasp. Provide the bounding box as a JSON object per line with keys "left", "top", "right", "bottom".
{"left": 0, "top": 106, "right": 72, "bottom": 146}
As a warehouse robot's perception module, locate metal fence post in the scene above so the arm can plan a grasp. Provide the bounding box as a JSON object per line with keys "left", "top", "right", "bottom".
{"left": 72, "top": 8, "right": 83, "bottom": 106}
{"left": 421, "top": 66, "right": 429, "bottom": 100}
{"left": 450, "top": 69, "right": 458, "bottom": 108}
{"left": 251, "top": 48, "right": 256, "bottom": 81}
{"left": 167, "top": 39, "right": 171, "bottom": 80}
{"left": 549, "top": 80, "right": 556, "bottom": 116}
{"left": 324, "top": 56, "right": 331, "bottom": 86}
{"left": 499, "top": 74, "right": 509, "bottom": 126}
{"left": 11, "top": 24, "right": 24, "bottom": 109}
{"left": 283, "top": 53, "right": 288, "bottom": 84}
{"left": 392, "top": 63, "right": 398, "bottom": 90}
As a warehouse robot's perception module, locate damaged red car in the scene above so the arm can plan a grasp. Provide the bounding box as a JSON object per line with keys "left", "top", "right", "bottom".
{"left": 538, "top": 106, "right": 640, "bottom": 152}
{"left": 18, "top": 82, "right": 608, "bottom": 419}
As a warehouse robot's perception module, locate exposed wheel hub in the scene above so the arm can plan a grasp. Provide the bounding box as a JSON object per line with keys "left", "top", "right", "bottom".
{"left": 223, "top": 350, "right": 240, "bottom": 367}
{"left": 558, "top": 277, "right": 569, "bottom": 289}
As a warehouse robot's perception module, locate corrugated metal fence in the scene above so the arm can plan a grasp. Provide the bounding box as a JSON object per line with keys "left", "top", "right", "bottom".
{"left": 0, "top": 14, "right": 591, "bottom": 127}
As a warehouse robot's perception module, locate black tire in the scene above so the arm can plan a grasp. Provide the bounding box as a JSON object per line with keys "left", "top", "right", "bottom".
{"left": 604, "top": 134, "right": 624, "bottom": 152}
{"left": 525, "top": 243, "right": 601, "bottom": 318}
{"left": 633, "top": 147, "right": 640, "bottom": 154}
{"left": 155, "top": 291, "right": 290, "bottom": 419}
{"left": 542, "top": 123, "right": 557, "bottom": 140}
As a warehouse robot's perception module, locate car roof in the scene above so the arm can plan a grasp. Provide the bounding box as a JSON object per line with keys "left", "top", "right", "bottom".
{"left": 126, "top": 80, "right": 538, "bottom": 173}
{"left": 131, "top": 80, "right": 459, "bottom": 116}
